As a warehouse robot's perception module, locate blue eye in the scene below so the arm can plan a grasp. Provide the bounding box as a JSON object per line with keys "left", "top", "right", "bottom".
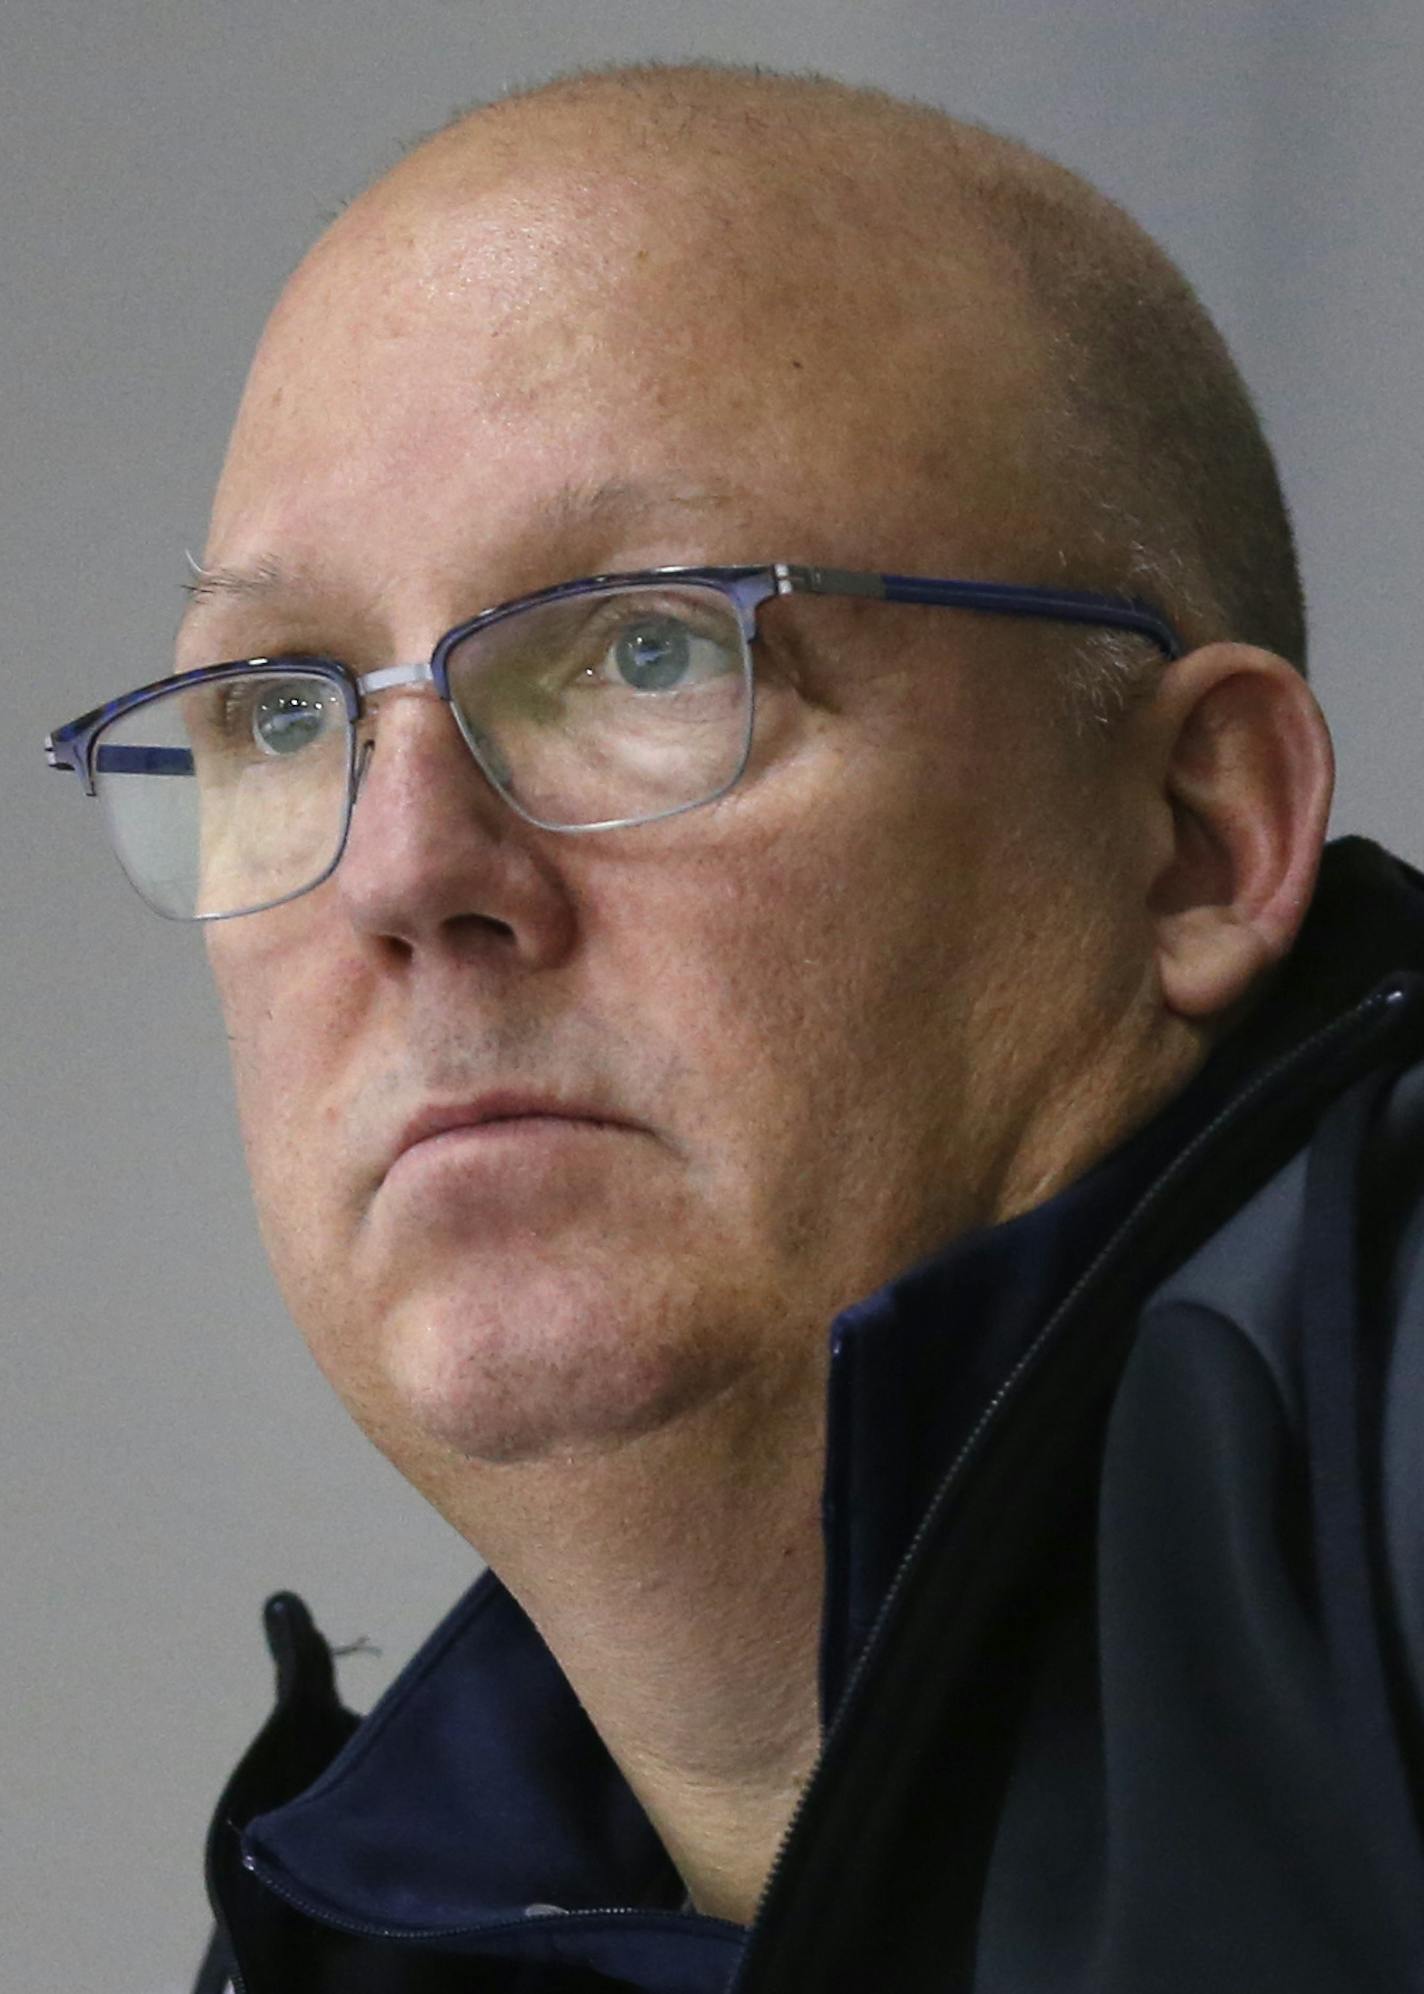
{"left": 610, "top": 618, "right": 695, "bottom": 691}
{"left": 251, "top": 685, "right": 332, "bottom": 755}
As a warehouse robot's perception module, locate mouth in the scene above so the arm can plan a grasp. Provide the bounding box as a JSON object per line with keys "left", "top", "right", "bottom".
{"left": 387, "top": 1095, "right": 633, "bottom": 1175}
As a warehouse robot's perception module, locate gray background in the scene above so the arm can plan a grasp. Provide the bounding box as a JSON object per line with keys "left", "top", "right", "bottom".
{"left": 4, "top": 3, "right": 1421, "bottom": 1990}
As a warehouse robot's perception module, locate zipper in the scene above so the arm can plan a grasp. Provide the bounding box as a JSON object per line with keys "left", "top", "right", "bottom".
{"left": 729, "top": 978, "right": 1415, "bottom": 1988}
{"left": 226, "top": 1841, "right": 744, "bottom": 1977}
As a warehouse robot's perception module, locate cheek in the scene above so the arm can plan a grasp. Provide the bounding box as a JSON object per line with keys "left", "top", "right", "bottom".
{"left": 579, "top": 794, "right": 985, "bottom": 1265}
{"left": 207, "top": 915, "right": 368, "bottom": 1247}
{"left": 589, "top": 716, "right": 1138, "bottom": 1264}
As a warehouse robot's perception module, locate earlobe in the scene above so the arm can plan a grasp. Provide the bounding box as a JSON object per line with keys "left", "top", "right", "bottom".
{"left": 1146, "top": 645, "right": 1335, "bottom": 1022}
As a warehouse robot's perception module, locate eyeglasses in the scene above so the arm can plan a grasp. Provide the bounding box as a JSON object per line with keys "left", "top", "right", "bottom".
{"left": 44, "top": 561, "right": 1183, "bottom": 921}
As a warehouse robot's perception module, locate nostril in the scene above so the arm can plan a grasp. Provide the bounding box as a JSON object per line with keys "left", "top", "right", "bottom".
{"left": 450, "top": 911, "right": 518, "bottom": 947}
{"left": 376, "top": 930, "right": 416, "bottom": 967}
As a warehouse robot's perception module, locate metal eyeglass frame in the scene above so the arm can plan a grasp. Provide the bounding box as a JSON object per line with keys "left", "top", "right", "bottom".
{"left": 44, "top": 561, "right": 1185, "bottom": 918}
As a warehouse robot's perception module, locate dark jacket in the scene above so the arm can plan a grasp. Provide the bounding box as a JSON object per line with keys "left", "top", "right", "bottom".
{"left": 194, "top": 837, "right": 1424, "bottom": 1993}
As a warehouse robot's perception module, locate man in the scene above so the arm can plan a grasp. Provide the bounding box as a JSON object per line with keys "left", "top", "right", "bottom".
{"left": 45, "top": 62, "right": 1424, "bottom": 1994}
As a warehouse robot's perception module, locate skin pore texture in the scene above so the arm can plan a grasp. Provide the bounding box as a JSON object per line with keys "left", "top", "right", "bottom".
{"left": 196, "top": 70, "right": 1334, "bottom": 1923}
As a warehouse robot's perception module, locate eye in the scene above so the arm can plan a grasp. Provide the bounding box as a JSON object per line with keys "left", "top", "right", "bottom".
{"left": 608, "top": 617, "right": 695, "bottom": 690}
{"left": 592, "top": 612, "right": 740, "bottom": 694}
{"left": 249, "top": 682, "right": 337, "bottom": 756}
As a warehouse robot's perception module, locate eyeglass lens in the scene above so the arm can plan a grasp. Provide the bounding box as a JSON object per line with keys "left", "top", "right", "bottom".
{"left": 95, "top": 670, "right": 353, "bottom": 919}
{"left": 446, "top": 583, "right": 752, "bottom": 830}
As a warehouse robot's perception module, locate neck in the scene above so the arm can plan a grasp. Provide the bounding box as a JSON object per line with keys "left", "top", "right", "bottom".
{"left": 428, "top": 1349, "right": 830, "bottom": 1925}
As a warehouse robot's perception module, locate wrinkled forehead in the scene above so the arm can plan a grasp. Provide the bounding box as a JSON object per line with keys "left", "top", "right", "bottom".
{"left": 207, "top": 126, "right": 1050, "bottom": 602}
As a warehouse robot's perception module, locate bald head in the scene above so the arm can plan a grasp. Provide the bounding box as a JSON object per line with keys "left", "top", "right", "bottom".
{"left": 206, "top": 63, "right": 1302, "bottom": 741}
{"left": 347, "top": 64, "right": 1304, "bottom": 701}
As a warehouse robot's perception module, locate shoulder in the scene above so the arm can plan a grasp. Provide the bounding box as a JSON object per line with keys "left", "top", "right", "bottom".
{"left": 1127, "top": 1048, "right": 1424, "bottom": 1429}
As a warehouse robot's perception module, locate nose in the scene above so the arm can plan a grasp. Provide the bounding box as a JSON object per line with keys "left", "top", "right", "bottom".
{"left": 333, "top": 687, "right": 576, "bottom": 964}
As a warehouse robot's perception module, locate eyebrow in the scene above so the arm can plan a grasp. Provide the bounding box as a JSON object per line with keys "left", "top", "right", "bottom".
{"left": 178, "top": 478, "right": 745, "bottom": 624}
{"left": 180, "top": 553, "right": 286, "bottom": 610}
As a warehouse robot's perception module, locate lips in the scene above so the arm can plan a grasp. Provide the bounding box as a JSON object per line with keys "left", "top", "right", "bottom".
{"left": 387, "top": 1095, "right": 626, "bottom": 1175}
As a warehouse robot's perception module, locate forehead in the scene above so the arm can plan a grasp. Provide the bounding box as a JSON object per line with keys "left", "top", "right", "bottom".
{"left": 204, "top": 138, "right": 1049, "bottom": 611}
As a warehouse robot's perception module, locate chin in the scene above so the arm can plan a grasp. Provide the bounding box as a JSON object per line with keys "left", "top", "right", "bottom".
{"left": 347, "top": 1268, "right": 752, "bottom": 1468}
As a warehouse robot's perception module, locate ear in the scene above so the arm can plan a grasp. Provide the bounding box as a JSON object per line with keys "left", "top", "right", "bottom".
{"left": 1143, "top": 643, "right": 1334, "bottom": 1021}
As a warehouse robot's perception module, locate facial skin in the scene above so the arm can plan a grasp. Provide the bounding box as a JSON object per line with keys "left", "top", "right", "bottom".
{"left": 192, "top": 73, "right": 1333, "bottom": 1919}
{"left": 200, "top": 146, "right": 1158, "bottom": 1470}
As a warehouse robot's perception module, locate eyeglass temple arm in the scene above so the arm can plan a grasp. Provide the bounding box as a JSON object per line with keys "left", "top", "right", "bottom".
{"left": 46, "top": 732, "right": 218, "bottom": 789}
{"left": 780, "top": 564, "right": 1184, "bottom": 659}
